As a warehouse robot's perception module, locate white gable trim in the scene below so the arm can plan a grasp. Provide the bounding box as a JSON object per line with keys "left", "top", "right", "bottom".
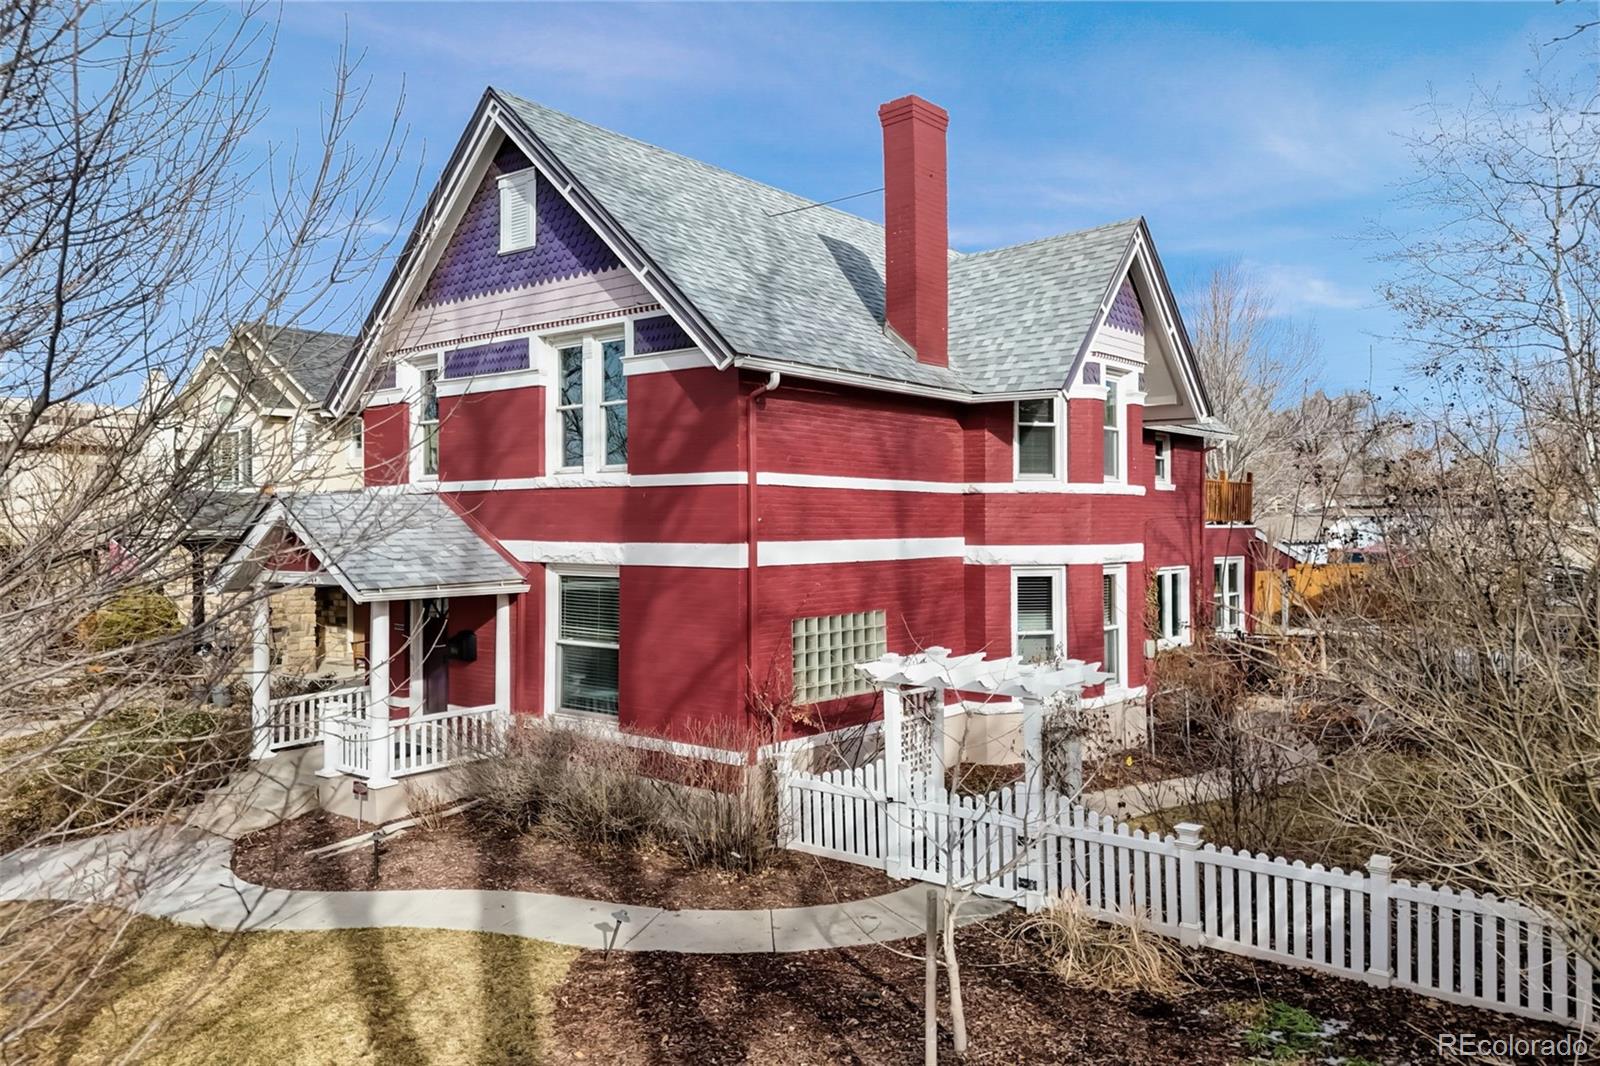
{"left": 329, "top": 95, "right": 734, "bottom": 415}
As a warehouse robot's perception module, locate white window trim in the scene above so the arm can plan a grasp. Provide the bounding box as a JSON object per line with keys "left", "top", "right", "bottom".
{"left": 1101, "top": 563, "right": 1128, "bottom": 692}
{"left": 1011, "top": 566, "right": 1066, "bottom": 661}
{"left": 1153, "top": 565, "right": 1191, "bottom": 649}
{"left": 1214, "top": 556, "right": 1246, "bottom": 635}
{"left": 214, "top": 422, "right": 255, "bottom": 488}
{"left": 544, "top": 564, "right": 621, "bottom": 722}
{"left": 545, "top": 330, "right": 627, "bottom": 476}
{"left": 1102, "top": 371, "right": 1127, "bottom": 485}
{"left": 497, "top": 169, "right": 538, "bottom": 254}
{"left": 402, "top": 355, "right": 442, "bottom": 484}
{"left": 1013, "top": 395, "right": 1065, "bottom": 482}
{"left": 1152, "top": 432, "right": 1173, "bottom": 490}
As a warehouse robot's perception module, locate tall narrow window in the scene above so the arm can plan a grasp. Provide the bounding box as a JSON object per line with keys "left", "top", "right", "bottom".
{"left": 1214, "top": 558, "right": 1245, "bottom": 633}
{"left": 557, "top": 574, "right": 620, "bottom": 715}
{"left": 1014, "top": 571, "right": 1061, "bottom": 660}
{"left": 1102, "top": 375, "right": 1123, "bottom": 481}
{"left": 212, "top": 427, "right": 252, "bottom": 486}
{"left": 557, "top": 344, "right": 584, "bottom": 470}
{"left": 601, "top": 338, "right": 627, "bottom": 467}
{"left": 1154, "top": 567, "right": 1190, "bottom": 645}
{"left": 1153, "top": 432, "right": 1171, "bottom": 486}
{"left": 1102, "top": 568, "right": 1123, "bottom": 684}
{"left": 419, "top": 366, "right": 440, "bottom": 478}
{"left": 1015, "top": 399, "right": 1057, "bottom": 478}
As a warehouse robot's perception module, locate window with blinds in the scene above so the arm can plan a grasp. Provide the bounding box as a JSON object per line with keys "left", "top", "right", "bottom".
{"left": 1014, "top": 572, "right": 1060, "bottom": 661}
{"left": 791, "top": 610, "right": 887, "bottom": 704}
{"left": 557, "top": 574, "right": 619, "bottom": 715}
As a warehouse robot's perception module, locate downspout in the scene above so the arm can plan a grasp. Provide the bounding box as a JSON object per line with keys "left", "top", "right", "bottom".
{"left": 746, "top": 371, "right": 781, "bottom": 752}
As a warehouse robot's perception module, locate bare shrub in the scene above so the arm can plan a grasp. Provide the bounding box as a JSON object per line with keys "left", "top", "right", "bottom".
{"left": 1014, "top": 894, "right": 1187, "bottom": 998}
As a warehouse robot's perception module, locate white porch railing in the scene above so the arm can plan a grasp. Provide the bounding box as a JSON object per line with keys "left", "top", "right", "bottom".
{"left": 267, "top": 685, "right": 368, "bottom": 752}
{"left": 330, "top": 704, "right": 502, "bottom": 779}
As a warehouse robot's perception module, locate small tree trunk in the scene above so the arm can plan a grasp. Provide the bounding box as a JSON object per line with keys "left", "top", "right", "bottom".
{"left": 924, "top": 889, "right": 938, "bottom": 1066}
{"left": 942, "top": 893, "right": 968, "bottom": 1058}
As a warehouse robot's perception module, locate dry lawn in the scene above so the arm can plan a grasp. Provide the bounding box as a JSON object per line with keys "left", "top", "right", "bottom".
{"left": 2, "top": 908, "right": 577, "bottom": 1065}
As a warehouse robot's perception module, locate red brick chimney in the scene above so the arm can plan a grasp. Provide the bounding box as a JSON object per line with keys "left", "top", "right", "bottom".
{"left": 878, "top": 95, "right": 949, "bottom": 367}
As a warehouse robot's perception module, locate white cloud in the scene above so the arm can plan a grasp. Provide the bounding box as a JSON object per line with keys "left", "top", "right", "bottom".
{"left": 1248, "top": 261, "right": 1369, "bottom": 314}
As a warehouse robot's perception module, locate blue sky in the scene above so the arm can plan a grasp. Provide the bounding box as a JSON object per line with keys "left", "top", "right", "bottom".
{"left": 258, "top": 1, "right": 1590, "bottom": 396}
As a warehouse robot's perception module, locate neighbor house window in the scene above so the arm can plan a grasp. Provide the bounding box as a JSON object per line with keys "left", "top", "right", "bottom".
{"left": 792, "top": 610, "right": 887, "bottom": 704}
{"left": 1213, "top": 557, "right": 1245, "bottom": 634}
{"left": 1102, "top": 566, "right": 1125, "bottom": 685}
{"left": 212, "top": 427, "right": 252, "bottom": 487}
{"left": 1013, "top": 570, "right": 1063, "bottom": 661}
{"left": 1154, "top": 566, "right": 1190, "bottom": 646}
{"left": 347, "top": 417, "right": 363, "bottom": 466}
{"left": 1103, "top": 374, "right": 1123, "bottom": 481}
{"left": 557, "top": 574, "right": 620, "bottom": 715}
{"left": 1153, "top": 433, "right": 1171, "bottom": 486}
{"left": 553, "top": 333, "right": 627, "bottom": 473}
{"left": 498, "top": 169, "right": 538, "bottom": 254}
{"left": 1015, "top": 398, "right": 1057, "bottom": 478}
{"left": 419, "top": 365, "right": 440, "bottom": 478}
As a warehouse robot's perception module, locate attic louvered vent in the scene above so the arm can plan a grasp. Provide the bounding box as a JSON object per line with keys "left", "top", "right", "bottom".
{"left": 498, "top": 170, "right": 538, "bottom": 254}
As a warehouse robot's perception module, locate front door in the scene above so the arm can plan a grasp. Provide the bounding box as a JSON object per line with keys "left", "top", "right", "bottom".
{"left": 420, "top": 599, "right": 449, "bottom": 714}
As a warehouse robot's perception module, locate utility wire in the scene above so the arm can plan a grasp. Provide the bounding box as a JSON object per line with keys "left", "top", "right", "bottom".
{"left": 765, "top": 187, "right": 884, "bottom": 218}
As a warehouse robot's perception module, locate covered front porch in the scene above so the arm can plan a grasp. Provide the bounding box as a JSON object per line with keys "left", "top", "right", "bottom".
{"left": 219, "top": 489, "right": 529, "bottom": 797}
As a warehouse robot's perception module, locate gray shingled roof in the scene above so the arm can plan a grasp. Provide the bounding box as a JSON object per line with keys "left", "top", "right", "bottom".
{"left": 495, "top": 91, "right": 1139, "bottom": 397}
{"left": 278, "top": 490, "right": 524, "bottom": 598}
{"left": 260, "top": 326, "right": 357, "bottom": 404}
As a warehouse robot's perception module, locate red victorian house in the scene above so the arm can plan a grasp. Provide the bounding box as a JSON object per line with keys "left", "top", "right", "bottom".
{"left": 223, "top": 90, "right": 1256, "bottom": 805}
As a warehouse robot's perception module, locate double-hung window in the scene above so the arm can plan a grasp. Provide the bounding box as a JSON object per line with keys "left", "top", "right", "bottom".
{"left": 1015, "top": 399, "right": 1058, "bottom": 478}
{"left": 1153, "top": 567, "right": 1190, "bottom": 646}
{"left": 556, "top": 574, "right": 620, "bottom": 715}
{"left": 212, "top": 427, "right": 252, "bottom": 487}
{"left": 1014, "top": 570, "right": 1063, "bottom": 661}
{"left": 1102, "top": 374, "right": 1124, "bottom": 481}
{"left": 1101, "top": 566, "right": 1125, "bottom": 685}
{"left": 554, "top": 334, "right": 627, "bottom": 473}
{"left": 1213, "top": 557, "right": 1245, "bottom": 634}
{"left": 419, "top": 365, "right": 440, "bottom": 478}
{"left": 1153, "top": 432, "right": 1171, "bottom": 487}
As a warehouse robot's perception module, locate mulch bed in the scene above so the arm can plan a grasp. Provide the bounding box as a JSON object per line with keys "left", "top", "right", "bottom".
{"left": 545, "top": 913, "right": 1586, "bottom": 1064}
{"left": 233, "top": 811, "right": 901, "bottom": 910}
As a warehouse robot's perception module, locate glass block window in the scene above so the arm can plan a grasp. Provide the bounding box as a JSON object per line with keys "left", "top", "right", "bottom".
{"left": 791, "top": 610, "right": 887, "bottom": 704}
{"left": 557, "top": 575, "right": 619, "bottom": 715}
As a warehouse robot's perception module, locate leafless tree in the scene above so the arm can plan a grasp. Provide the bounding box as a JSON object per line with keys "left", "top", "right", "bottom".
{"left": 1326, "top": 50, "right": 1600, "bottom": 962}
{"left": 0, "top": 2, "right": 409, "bottom": 1056}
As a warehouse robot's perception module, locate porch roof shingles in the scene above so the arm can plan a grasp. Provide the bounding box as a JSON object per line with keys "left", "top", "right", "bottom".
{"left": 279, "top": 490, "right": 523, "bottom": 599}
{"left": 492, "top": 90, "right": 1138, "bottom": 397}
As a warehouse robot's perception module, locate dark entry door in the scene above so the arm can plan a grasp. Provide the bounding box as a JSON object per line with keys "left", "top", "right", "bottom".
{"left": 420, "top": 599, "right": 449, "bottom": 714}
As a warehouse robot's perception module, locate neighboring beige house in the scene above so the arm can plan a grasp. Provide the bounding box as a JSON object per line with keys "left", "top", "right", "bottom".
{"left": 176, "top": 323, "right": 364, "bottom": 677}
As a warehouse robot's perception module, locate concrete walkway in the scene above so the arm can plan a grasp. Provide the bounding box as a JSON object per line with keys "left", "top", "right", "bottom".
{"left": 0, "top": 826, "right": 1007, "bottom": 954}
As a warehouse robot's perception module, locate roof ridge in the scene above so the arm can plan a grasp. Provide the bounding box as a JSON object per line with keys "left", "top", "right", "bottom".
{"left": 493, "top": 88, "right": 894, "bottom": 238}
{"left": 955, "top": 217, "right": 1143, "bottom": 262}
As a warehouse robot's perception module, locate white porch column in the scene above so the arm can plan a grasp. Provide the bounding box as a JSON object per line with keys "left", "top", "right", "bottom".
{"left": 367, "top": 598, "right": 396, "bottom": 787}
{"left": 248, "top": 594, "right": 272, "bottom": 759}
{"left": 495, "top": 594, "right": 512, "bottom": 729}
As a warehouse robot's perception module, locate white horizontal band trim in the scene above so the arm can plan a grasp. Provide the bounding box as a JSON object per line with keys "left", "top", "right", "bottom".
{"left": 964, "top": 543, "right": 1145, "bottom": 565}
{"left": 622, "top": 349, "right": 713, "bottom": 376}
{"left": 967, "top": 481, "right": 1147, "bottom": 495}
{"left": 758, "top": 537, "right": 965, "bottom": 567}
{"left": 435, "top": 369, "right": 543, "bottom": 396}
{"left": 503, "top": 540, "right": 746, "bottom": 568}
{"left": 758, "top": 471, "right": 962, "bottom": 494}
{"left": 437, "top": 471, "right": 744, "bottom": 493}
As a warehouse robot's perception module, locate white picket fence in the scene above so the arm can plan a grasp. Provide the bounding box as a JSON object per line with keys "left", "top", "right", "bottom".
{"left": 777, "top": 757, "right": 1598, "bottom": 1029}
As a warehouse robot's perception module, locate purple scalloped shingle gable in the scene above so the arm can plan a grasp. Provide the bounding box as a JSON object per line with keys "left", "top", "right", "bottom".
{"left": 418, "top": 143, "right": 621, "bottom": 307}
{"left": 1105, "top": 279, "right": 1145, "bottom": 334}
{"left": 444, "top": 338, "right": 530, "bottom": 379}
{"left": 632, "top": 315, "right": 695, "bottom": 355}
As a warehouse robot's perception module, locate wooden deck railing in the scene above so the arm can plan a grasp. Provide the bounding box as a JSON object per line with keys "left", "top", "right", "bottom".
{"left": 1205, "top": 472, "right": 1253, "bottom": 524}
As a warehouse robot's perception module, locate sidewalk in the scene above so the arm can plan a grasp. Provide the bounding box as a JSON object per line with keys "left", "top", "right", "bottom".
{"left": 0, "top": 826, "right": 1006, "bottom": 954}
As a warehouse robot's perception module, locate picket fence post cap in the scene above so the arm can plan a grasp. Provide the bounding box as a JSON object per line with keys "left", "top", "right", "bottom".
{"left": 1174, "top": 822, "right": 1204, "bottom": 845}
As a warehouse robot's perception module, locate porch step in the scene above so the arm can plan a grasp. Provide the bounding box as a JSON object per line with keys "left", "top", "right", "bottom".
{"left": 184, "top": 748, "right": 326, "bottom": 839}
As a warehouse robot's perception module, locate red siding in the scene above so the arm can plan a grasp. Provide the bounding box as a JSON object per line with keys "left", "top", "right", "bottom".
{"left": 631, "top": 367, "right": 741, "bottom": 474}
{"left": 755, "top": 376, "right": 961, "bottom": 480}
{"left": 364, "top": 403, "right": 409, "bottom": 486}
{"left": 438, "top": 389, "right": 543, "bottom": 482}
{"left": 446, "top": 595, "right": 498, "bottom": 707}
